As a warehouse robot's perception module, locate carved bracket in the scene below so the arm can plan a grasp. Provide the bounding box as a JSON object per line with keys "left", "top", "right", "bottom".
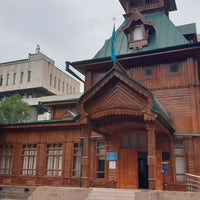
{"left": 142, "top": 107, "right": 158, "bottom": 121}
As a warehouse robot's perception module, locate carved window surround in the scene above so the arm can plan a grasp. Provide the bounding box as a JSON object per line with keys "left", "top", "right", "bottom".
{"left": 120, "top": 9, "right": 155, "bottom": 50}
{"left": 128, "top": 24, "right": 148, "bottom": 49}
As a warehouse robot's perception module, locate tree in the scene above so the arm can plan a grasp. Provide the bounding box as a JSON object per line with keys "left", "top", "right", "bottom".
{"left": 0, "top": 93, "right": 31, "bottom": 124}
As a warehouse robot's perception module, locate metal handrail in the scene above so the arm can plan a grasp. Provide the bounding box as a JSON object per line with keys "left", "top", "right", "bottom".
{"left": 185, "top": 173, "right": 200, "bottom": 192}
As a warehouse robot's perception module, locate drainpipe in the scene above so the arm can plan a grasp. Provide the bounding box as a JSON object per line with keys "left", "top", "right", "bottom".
{"left": 65, "top": 61, "right": 85, "bottom": 83}
{"left": 80, "top": 127, "right": 84, "bottom": 187}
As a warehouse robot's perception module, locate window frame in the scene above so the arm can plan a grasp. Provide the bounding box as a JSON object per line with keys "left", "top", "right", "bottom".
{"left": 169, "top": 63, "right": 179, "bottom": 74}
{"left": 144, "top": 67, "right": 153, "bottom": 77}
{"left": 0, "top": 75, "right": 3, "bottom": 86}
{"left": 0, "top": 145, "right": 13, "bottom": 175}
{"left": 21, "top": 144, "right": 37, "bottom": 176}
{"left": 131, "top": 25, "right": 145, "bottom": 42}
{"left": 13, "top": 73, "right": 16, "bottom": 85}
{"left": 20, "top": 72, "right": 24, "bottom": 84}
{"left": 120, "top": 133, "right": 147, "bottom": 150}
{"left": 133, "top": 25, "right": 144, "bottom": 41}
{"left": 27, "top": 71, "right": 31, "bottom": 82}
{"left": 54, "top": 77, "right": 57, "bottom": 89}
{"left": 72, "top": 142, "right": 82, "bottom": 177}
{"left": 46, "top": 143, "right": 63, "bottom": 177}
{"left": 96, "top": 140, "right": 106, "bottom": 179}
{"left": 174, "top": 140, "right": 185, "bottom": 182}
{"left": 6, "top": 74, "right": 9, "bottom": 86}
{"left": 49, "top": 74, "right": 52, "bottom": 86}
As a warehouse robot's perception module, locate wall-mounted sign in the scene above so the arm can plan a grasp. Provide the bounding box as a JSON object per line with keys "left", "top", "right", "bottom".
{"left": 109, "top": 161, "right": 117, "bottom": 169}
{"left": 107, "top": 152, "right": 118, "bottom": 161}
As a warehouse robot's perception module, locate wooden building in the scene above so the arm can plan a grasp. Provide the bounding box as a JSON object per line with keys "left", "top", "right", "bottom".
{"left": 1, "top": 0, "right": 200, "bottom": 191}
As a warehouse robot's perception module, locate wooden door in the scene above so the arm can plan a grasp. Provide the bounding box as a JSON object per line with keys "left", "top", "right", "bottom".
{"left": 156, "top": 150, "right": 163, "bottom": 190}
{"left": 118, "top": 149, "right": 138, "bottom": 189}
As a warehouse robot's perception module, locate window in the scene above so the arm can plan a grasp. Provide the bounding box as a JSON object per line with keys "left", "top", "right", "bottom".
{"left": 6, "top": 74, "right": 9, "bottom": 86}
{"left": 72, "top": 143, "right": 81, "bottom": 177}
{"left": 0, "top": 145, "right": 13, "bottom": 175}
{"left": 144, "top": 68, "right": 152, "bottom": 76}
{"left": 145, "top": 0, "right": 159, "bottom": 3}
{"left": 169, "top": 64, "right": 179, "bottom": 73}
{"left": 54, "top": 77, "right": 57, "bottom": 89}
{"left": 22, "top": 144, "right": 37, "bottom": 175}
{"left": 133, "top": 26, "right": 143, "bottom": 41}
{"left": 27, "top": 71, "right": 31, "bottom": 82}
{"left": 46, "top": 144, "right": 62, "bottom": 176}
{"left": 20, "top": 72, "right": 24, "bottom": 83}
{"left": 96, "top": 140, "right": 105, "bottom": 178}
{"left": 162, "top": 152, "right": 170, "bottom": 161}
{"left": 0, "top": 75, "right": 3, "bottom": 86}
{"left": 62, "top": 81, "right": 64, "bottom": 93}
{"left": 120, "top": 133, "right": 147, "bottom": 149}
{"left": 174, "top": 140, "right": 185, "bottom": 181}
{"left": 70, "top": 86, "right": 72, "bottom": 94}
{"left": 13, "top": 73, "right": 16, "bottom": 85}
{"left": 49, "top": 74, "right": 52, "bottom": 86}
{"left": 58, "top": 79, "right": 60, "bottom": 90}
{"left": 66, "top": 84, "right": 69, "bottom": 94}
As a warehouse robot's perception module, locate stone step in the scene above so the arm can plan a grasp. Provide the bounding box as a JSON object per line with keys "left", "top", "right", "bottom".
{"left": 85, "top": 188, "right": 138, "bottom": 200}
{"left": 0, "top": 186, "right": 35, "bottom": 200}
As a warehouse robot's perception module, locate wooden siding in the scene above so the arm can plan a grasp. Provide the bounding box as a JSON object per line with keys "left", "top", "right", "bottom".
{"left": 0, "top": 127, "right": 82, "bottom": 186}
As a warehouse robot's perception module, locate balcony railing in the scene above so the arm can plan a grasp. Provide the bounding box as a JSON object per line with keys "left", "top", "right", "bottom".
{"left": 185, "top": 173, "right": 200, "bottom": 192}
{"left": 130, "top": 0, "right": 164, "bottom": 13}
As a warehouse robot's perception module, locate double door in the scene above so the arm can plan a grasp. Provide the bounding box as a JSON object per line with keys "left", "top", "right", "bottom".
{"left": 118, "top": 149, "right": 163, "bottom": 189}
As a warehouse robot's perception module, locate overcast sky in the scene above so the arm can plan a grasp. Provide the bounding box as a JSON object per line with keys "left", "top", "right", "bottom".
{"left": 0, "top": 0, "right": 199, "bottom": 72}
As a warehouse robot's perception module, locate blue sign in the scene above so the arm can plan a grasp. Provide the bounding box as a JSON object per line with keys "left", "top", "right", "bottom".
{"left": 162, "top": 162, "right": 169, "bottom": 174}
{"left": 107, "top": 152, "right": 118, "bottom": 161}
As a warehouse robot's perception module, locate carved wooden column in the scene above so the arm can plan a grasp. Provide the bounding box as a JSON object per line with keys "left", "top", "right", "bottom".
{"left": 81, "top": 125, "right": 92, "bottom": 187}
{"left": 146, "top": 122, "right": 156, "bottom": 190}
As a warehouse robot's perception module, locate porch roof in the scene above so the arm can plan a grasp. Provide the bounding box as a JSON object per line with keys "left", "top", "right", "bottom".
{"left": 78, "top": 66, "right": 173, "bottom": 131}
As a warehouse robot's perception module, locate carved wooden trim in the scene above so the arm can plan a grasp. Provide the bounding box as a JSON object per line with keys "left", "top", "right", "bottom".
{"left": 90, "top": 107, "right": 142, "bottom": 120}
{"left": 142, "top": 107, "right": 158, "bottom": 121}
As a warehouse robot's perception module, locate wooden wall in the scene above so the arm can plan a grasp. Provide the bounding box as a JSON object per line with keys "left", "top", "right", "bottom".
{"left": 0, "top": 126, "right": 82, "bottom": 187}
{"left": 87, "top": 57, "right": 200, "bottom": 134}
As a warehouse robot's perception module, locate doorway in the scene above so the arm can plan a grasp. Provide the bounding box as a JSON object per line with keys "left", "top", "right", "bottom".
{"left": 119, "top": 149, "right": 138, "bottom": 189}
{"left": 138, "top": 152, "right": 148, "bottom": 189}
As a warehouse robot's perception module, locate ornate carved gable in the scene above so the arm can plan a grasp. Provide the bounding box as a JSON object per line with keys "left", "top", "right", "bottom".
{"left": 121, "top": 9, "right": 155, "bottom": 30}
{"left": 78, "top": 67, "right": 153, "bottom": 122}
{"left": 87, "top": 80, "right": 147, "bottom": 119}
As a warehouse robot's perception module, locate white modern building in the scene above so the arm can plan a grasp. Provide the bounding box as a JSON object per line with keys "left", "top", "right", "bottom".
{"left": 0, "top": 49, "right": 80, "bottom": 99}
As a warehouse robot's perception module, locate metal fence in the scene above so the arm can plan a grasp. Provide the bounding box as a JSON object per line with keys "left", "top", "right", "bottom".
{"left": 185, "top": 173, "right": 200, "bottom": 192}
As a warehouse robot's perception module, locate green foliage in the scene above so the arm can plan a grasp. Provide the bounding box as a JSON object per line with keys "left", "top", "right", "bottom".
{"left": 0, "top": 93, "right": 31, "bottom": 124}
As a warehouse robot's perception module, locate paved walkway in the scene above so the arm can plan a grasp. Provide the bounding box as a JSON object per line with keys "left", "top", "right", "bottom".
{"left": 1, "top": 186, "right": 200, "bottom": 200}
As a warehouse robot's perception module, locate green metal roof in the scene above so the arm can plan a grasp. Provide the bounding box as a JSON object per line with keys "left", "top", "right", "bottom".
{"left": 94, "top": 11, "right": 189, "bottom": 60}
{"left": 177, "top": 23, "right": 197, "bottom": 36}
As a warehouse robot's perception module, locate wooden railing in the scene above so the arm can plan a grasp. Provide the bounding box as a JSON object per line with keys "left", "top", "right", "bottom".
{"left": 130, "top": 0, "right": 164, "bottom": 12}
{"left": 185, "top": 173, "right": 200, "bottom": 192}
